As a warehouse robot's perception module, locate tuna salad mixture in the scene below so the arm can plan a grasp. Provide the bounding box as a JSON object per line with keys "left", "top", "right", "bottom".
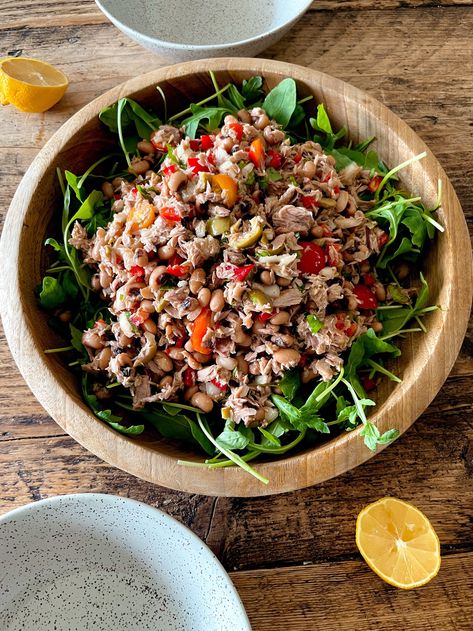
{"left": 75, "top": 114, "right": 388, "bottom": 424}
{"left": 40, "top": 75, "right": 442, "bottom": 482}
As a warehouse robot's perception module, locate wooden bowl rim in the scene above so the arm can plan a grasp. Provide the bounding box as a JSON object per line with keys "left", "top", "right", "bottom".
{"left": 1, "top": 58, "right": 471, "bottom": 497}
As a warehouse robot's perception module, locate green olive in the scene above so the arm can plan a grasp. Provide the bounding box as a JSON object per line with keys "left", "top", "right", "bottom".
{"left": 249, "top": 289, "right": 272, "bottom": 307}
{"left": 206, "top": 216, "right": 231, "bottom": 236}
{"left": 229, "top": 216, "right": 264, "bottom": 250}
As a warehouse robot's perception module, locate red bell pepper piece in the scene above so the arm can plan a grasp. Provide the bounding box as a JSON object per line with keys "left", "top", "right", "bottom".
{"left": 168, "top": 253, "right": 184, "bottom": 266}
{"left": 353, "top": 284, "right": 378, "bottom": 310}
{"left": 298, "top": 242, "right": 327, "bottom": 275}
{"left": 183, "top": 367, "right": 196, "bottom": 387}
{"left": 267, "top": 149, "right": 282, "bottom": 169}
{"left": 249, "top": 138, "right": 265, "bottom": 170}
{"left": 233, "top": 264, "right": 255, "bottom": 281}
{"left": 165, "top": 264, "right": 189, "bottom": 277}
{"left": 228, "top": 122, "right": 243, "bottom": 143}
{"left": 301, "top": 195, "right": 319, "bottom": 209}
{"left": 159, "top": 207, "right": 181, "bottom": 222}
{"left": 189, "top": 139, "right": 200, "bottom": 151}
{"left": 211, "top": 378, "right": 228, "bottom": 391}
{"left": 130, "top": 265, "right": 145, "bottom": 278}
{"left": 368, "top": 175, "right": 383, "bottom": 192}
{"left": 191, "top": 308, "right": 212, "bottom": 355}
{"left": 200, "top": 134, "right": 214, "bottom": 150}
{"left": 258, "top": 310, "right": 276, "bottom": 322}
{"left": 293, "top": 153, "right": 302, "bottom": 164}
{"left": 162, "top": 164, "right": 177, "bottom": 176}
{"left": 188, "top": 157, "right": 210, "bottom": 175}
{"left": 363, "top": 273, "right": 376, "bottom": 287}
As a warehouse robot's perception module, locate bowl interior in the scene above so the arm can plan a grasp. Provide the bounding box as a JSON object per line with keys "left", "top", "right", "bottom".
{"left": 4, "top": 59, "right": 469, "bottom": 496}
{"left": 97, "top": 0, "right": 311, "bottom": 46}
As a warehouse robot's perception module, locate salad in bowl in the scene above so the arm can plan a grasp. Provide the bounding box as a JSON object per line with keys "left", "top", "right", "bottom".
{"left": 39, "top": 72, "right": 443, "bottom": 484}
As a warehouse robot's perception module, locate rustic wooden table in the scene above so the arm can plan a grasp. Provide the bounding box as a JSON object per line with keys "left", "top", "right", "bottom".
{"left": 1, "top": 1, "right": 472, "bottom": 628}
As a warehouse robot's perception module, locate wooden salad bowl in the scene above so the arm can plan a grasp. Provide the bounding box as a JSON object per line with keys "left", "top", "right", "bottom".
{"left": 1, "top": 58, "right": 471, "bottom": 497}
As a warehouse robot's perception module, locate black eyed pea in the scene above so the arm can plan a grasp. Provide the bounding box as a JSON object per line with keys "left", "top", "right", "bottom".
{"left": 128, "top": 159, "right": 149, "bottom": 175}
{"left": 134, "top": 248, "right": 149, "bottom": 267}
{"left": 274, "top": 348, "right": 301, "bottom": 366}
{"left": 82, "top": 331, "right": 104, "bottom": 350}
{"left": 237, "top": 109, "right": 252, "bottom": 123}
{"left": 209, "top": 289, "right": 225, "bottom": 312}
{"left": 276, "top": 276, "right": 292, "bottom": 287}
{"left": 396, "top": 262, "right": 410, "bottom": 280}
{"left": 91, "top": 274, "right": 101, "bottom": 291}
{"left": 154, "top": 351, "right": 174, "bottom": 372}
{"left": 374, "top": 283, "right": 386, "bottom": 302}
{"left": 143, "top": 318, "right": 157, "bottom": 334}
{"left": 263, "top": 127, "right": 285, "bottom": 145}
{"left": 97, "top": 346, "right": 112, "bottom": 370}
{"left": 184, "top": 385, "right": 199, "bottom": 401}
{"left": 118, "top": 333, "right": 133, "bottom": 348}
{"left": 158, "top": 244, "right": 176, "bottom": 260}
{"left": 301, "top": 160, "right": 317, "bottom": 179}
{"left": 140, "top": 286, "right": 154, "bottom": 300}
{"left": 189, "top": 268, "right": 206, "bottom": 294}
{"left": 372, "top": 320, "right": 384, "bottom": 333}
{"left": 99, "top": 269, "right": 112, "bottom": 289}
{"left": 168, "top": 170, "right": 187, "bottom": 193}
{"left": 116, "top": 353, "right": 132, "bottom": 368}
{"left": 190, "top": 391, "right": 214, "bottom": 413}
{"left": 193, "top": 351, "right": 212, "bottom": 364}
{"left": 336, "top": 190, "right": 349, "bottom": 212}
{"left": 101, "top": 181, "right": 114, "bottom": 199}
{"left": 197, "top": 287, "right": 211, "bottom": 307}
{"left": 140, "top": 300, "right": 155, "bottom": 314}
{"left": 270, "top": 311, "right": 290, "bottom": 326}
{"left": 260, "top": 270, "right": 273, "bottom": 286}
{"left": 254, "top": 113, "right": 270, "bottom": 130}
{"left": 159, "top": 375, "right": 173, "bottom": 388}
{"left": 137, "top": 140, "right": 155, "bottom": 155}
{"left": 149, "top": 265, "right": 168, "bottom": 291}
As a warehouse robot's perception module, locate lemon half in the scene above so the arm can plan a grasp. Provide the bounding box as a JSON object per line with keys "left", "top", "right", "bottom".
{"left": 356, "top": 497, "right": 441, "bottom": 589}
{"left": 0, "top": 57, "right": 68, "bottom": 113}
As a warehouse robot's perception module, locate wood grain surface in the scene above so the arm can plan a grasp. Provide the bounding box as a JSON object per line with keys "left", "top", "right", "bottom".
{"left": 0, "top": 1, "right": 472, "bottom": 628}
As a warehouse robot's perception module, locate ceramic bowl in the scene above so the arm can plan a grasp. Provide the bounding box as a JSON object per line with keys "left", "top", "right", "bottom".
{"left": 0, "top": 494, "right": 250, "bottom": 630}
{"left": 95, "top": 0, "right": 313, "bottom": 61}
{"left": 1, "top": 58, "right": 471, "bottom": 497}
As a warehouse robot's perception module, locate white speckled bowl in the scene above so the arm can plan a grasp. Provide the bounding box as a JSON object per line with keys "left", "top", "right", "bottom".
{"left": 0, "top": 494, "right": 250, "bottom": 631}
{"left": 95, "top": 0, "right": 313, "bottom": 61}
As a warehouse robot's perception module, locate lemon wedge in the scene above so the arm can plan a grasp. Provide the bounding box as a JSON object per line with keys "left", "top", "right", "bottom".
{"left": 0, "top": 57, "right": 68, "bottom": 113}
{"left": 356, "top": 497, "right": 441, "bottom": 589}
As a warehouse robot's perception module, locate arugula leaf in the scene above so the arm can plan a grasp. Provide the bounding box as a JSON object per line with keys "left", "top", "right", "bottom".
{"left": 278, "top": 369, "right": 300, "bottom": 401}
{"left": 69, "top": 323, "right": 85, "bottom": 353}
{"left": 68, "top": 190, "right": 104, "bottom": 225}
{"left": 310, "top": 104, "right": 347, "bottom": 150}
{"left": 99, "top": 98, "right": 161, "bottom": 139}
{"left": 181, "top": 105, "right": 231, "bottom": 139}
{"left": 241, "top": 76, "right": 264, "bottom": 101}
{"left": 378, "top": 272, "right": 432, "bottom": 337}
{"left": 263, "top": 78, "right": 297, "bottom": 128}
{"left": 216, "top": 421, "right": 252, "bottom": 450}
{"left": 138, "top": 407, "right": 214, "bottom": 455}
{"left": 258, "top": 427, "right": 281, "bottom": 447}
{"left": 271, "top": 394, "right": 301, "bottom": 427}
{"left": 345, "top": 329, "right": 400, "bottom": 397}
{"left": 39, "top": 276, "right": 66, "bottom": 309}
{"left": 271, "top": 393, "right": 329, "bottom": 433}
{"left": 360, "top": 422, "right": 400, "bottom": 451}
{"left": 65, "top": 170, "right": 87, "bottom": 202}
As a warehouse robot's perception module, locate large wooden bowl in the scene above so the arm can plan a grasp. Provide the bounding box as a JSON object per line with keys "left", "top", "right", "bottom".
{"left": 1, "top": 59, "right": 471, "bottom": 497}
